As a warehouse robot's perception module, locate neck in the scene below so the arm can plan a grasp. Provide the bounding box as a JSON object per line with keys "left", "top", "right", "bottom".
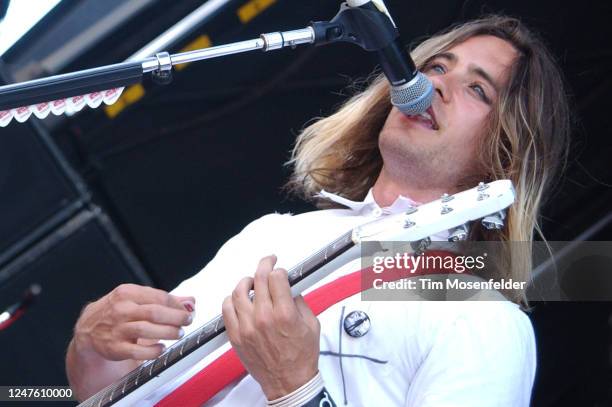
{"left": 372, "top": 166, "right": 454, "bottom": 207}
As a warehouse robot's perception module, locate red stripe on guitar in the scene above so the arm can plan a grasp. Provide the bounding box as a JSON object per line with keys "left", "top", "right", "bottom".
{"left": 157, "top": 250, "right": 457, "bottom": 407}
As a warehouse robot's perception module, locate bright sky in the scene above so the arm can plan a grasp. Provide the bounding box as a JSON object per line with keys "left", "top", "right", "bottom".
{"left": 0, "top": 0, "right": 63, "bottom": 56}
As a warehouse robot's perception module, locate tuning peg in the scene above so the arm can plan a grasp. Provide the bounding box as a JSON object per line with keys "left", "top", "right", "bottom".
{"left": 477, "top": 181, "right": 489, "bottom": 191}
{"left": 481, "top": 211, "right": 506, "bottom": 230}
{"left": 448, "top": 224, "right": 469, "bottom": 242}
{"left": 477, "top": 192, "right": 489, "bottom": 201}
{"left": 438, "top": 193, "right": 454, "bottom": 214}
{"left": 441, "top": 193, "right": 454, "bottom": 203}
{"left": 403, "top": 207, "right": 418, "bottom": 228}
{"left": 476, "top": 181, "right": 490, "bottom": 200}
{"left": 411, "top": 237, "right": 431, "bottom": 255}
{"left": 440, "top": 194, "right": 453, "bottom": 214}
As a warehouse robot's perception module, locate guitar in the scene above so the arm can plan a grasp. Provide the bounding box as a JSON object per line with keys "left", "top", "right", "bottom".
{"left": 79, "top": 180, "right": 515, "bottom": 407}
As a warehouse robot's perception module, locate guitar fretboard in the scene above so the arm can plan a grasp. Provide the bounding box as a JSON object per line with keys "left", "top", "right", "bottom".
{"left": 80, "top": 229, "right": 355, "bottom": 407}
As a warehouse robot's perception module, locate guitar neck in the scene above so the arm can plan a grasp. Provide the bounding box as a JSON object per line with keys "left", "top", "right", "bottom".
{"left": 79, "top": 230, "right": 355, "bottom": 407}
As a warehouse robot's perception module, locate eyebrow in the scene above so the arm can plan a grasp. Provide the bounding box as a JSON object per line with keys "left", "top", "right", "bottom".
{"left": 432, "top": 52, "right": 500, "bottom": 92}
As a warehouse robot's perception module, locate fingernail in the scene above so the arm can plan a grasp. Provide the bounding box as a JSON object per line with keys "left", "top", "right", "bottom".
{"left": 178, "top": 328, "right": 185, "bottom": 338}
{"left": 186, "top": 313, "right": 193, "bottom": 324}
{"left": 182, "top": 301, "right": 195, "bottom": 313}
{"left": 160, "top": 343, "right": 166, "bottom": 352}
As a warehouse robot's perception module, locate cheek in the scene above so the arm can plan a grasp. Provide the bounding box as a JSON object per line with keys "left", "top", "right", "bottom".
{"left": 453, "top": 101, "right": 490, "bottom": 138}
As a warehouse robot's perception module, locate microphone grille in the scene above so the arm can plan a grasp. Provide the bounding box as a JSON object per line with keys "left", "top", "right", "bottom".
{"left": 390, "top": 72, "right": 434, "bottom": 116}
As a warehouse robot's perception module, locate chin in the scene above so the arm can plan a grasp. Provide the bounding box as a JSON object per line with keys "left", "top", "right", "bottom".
{"left": 379, "top": 132, "right": 424, "bottom": 162}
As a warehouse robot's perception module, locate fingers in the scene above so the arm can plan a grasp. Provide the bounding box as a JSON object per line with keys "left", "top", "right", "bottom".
{"left": 253, "top": 256, "right": 275, "bottom": 316}
{"left": 76, "top": 284, "right": 198, "bottom": 365}
{"left": 268, "top": 268, "right": 295, "bottom": 312}
{"left": 120, "top": 321, "right": 185, "bottom": 341}
{"left": 177, "top": 296, "right": 196, "bottom": 313}
{"left": 112, "top": 284, "right": 193, "bottom": 312}
{"left": 137, "top": 338, "right": 160, "bottom": 346}
{"left": 114, "top": 342, "right": 166, "bottom": 361}
{"left": 130, "top": 303, "right": 193, "bottom": 327}
{"left": 232, "top": 276, "right": 254, "bottom": 330}
{"left": 222, "top": 296, "right": 239, "bottom": 344}
{"left": 221, "top": 262, "right": 322, "bottom": 399}
{"left": 108, "top": 285, "right": 194, "bottom": 328}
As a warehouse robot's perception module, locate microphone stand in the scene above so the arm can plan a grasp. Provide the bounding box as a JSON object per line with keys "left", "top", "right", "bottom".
{"left": 0, "top": 2, "right": 400, "bottom": 125}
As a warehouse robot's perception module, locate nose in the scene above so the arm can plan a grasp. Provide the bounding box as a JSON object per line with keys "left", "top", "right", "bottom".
{"left": 428, "top": 74, "right": 451, "bottom": 104}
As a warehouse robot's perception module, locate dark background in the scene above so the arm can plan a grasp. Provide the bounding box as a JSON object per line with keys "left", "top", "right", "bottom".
{"left": 0, "top": 0, "right": 610, "bottom": 405}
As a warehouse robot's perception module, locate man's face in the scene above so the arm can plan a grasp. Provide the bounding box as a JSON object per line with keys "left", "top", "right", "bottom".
{"left": 378, "top": 35, "right": 517, "bottom": 192}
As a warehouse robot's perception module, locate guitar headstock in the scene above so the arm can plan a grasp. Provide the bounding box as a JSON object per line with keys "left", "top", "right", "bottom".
{"left": 353, "top": 180, "right": 515, "bottom": 243}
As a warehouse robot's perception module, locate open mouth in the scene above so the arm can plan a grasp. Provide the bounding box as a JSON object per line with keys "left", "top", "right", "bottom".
{"left": 404, "top": 107, "right": 439, "bottom": 130}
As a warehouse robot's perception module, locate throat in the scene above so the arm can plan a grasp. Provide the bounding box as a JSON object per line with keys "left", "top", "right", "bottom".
{"left": 372, "top": 166, "right": 453, "bottom": 205}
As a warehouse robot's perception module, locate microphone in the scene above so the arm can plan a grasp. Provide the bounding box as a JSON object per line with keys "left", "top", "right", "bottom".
{"left": 311, "top": 1, "right": 433, "bottom": 114}
{"left": 347, "top": 0, "right": 434, "bottom": 115}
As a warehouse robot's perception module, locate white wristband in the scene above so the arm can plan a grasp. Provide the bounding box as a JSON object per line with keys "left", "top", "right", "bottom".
{"left": 266, "top": 371, "right": 324, "bottom": 407}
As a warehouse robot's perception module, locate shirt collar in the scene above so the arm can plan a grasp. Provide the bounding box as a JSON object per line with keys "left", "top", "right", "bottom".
{"left": 318, "top": 188, "right": 450, "bottom": 241}
{"left": 317, "top": 188, "right": 421, "bottom": 215}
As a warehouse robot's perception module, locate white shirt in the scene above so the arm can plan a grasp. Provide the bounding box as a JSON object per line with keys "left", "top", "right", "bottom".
{"left": 145, "top": 190, "right": 536, "bottom": 406}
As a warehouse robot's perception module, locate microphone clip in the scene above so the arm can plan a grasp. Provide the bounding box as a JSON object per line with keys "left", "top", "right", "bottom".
{"left": 310, "top": 2, "right": 399, "bottom": 52}
{"left": 151, "top": 51, "right": 173, "bottom": 85}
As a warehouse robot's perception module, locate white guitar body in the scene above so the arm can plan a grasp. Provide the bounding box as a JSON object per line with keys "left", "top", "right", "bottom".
{"left": 80, "top": 180, "right": 515, "bottom": 407}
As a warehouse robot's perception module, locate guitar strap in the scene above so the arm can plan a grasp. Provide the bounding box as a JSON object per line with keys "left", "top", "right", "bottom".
{"left": 156, "top": 250, "right": 457, "bottom": 407}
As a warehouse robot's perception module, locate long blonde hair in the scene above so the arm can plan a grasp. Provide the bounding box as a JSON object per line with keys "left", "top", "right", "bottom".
{"left": 286, "top": 15, "right": 571, "bottom": 305}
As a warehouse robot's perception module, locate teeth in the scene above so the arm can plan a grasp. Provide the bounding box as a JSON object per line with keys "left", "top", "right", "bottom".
{"left": 419, "top": 111, "right": 432, "bottom": 121}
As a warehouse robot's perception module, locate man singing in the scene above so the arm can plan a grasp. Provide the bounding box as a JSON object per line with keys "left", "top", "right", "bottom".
{"left": 66, "top": 14, "right": 570, "bottom": 406}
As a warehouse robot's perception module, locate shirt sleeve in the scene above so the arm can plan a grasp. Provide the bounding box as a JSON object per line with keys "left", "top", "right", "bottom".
{"left": 404, "top": 302, "right": 536, "bottom": 407}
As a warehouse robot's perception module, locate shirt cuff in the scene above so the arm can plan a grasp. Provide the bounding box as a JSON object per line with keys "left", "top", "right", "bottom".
{"left": 266, "top": 371, "right": 324, "bottom": 407}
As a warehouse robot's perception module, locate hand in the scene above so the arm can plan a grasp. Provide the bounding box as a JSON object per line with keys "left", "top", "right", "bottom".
{"left": 73, "top": 284, "right": 195, "bottom": 361}
{"left": 222, "top": 255, "right": 320, "bottom": 400}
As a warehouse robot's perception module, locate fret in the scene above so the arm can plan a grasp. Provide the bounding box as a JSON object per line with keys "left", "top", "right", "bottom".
{"left": 202, "top": 321, "right": 214, "bottom": 336}
{"left": 186, "top": 333, "right": 196, "bottom": 352}
{"left": 214, "top": 316, "right": 223, "bottom": 332}
{"left": 182, "top": 335, "right": 191, "bottom": 354}
{"left": 299, "top": 253, "right": 325, "bottom": 278}
{"left": 163, "top": 349, "right": 170, "bottom": 367}
{"left": 134, "top": 365, "right": 144, "bottom": 386}
{"left": 97, "top": 386, "right": 112, "bottom": 407}
{"left": 179, "top": 341, "right": 185, "bottom": 356}
{"left": 150, "top": 356, "right": 165, "bottom": 378}
{"left": 121, "top": 377, "right": 128, "bottom": 395}
{"left": 168, "top": 345, "right": 181, "bottom": 364}
{"left": 287, "top": 268, "right": 300, "bottom": 284}
{"left": 148, "top": 360, "right": 156, "bottom": 377}
{"left": 92, "top": 392, "right": 104, "bottom": 407}
{"left": 291, "top": 231, "right": 354, "bottom": 288}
